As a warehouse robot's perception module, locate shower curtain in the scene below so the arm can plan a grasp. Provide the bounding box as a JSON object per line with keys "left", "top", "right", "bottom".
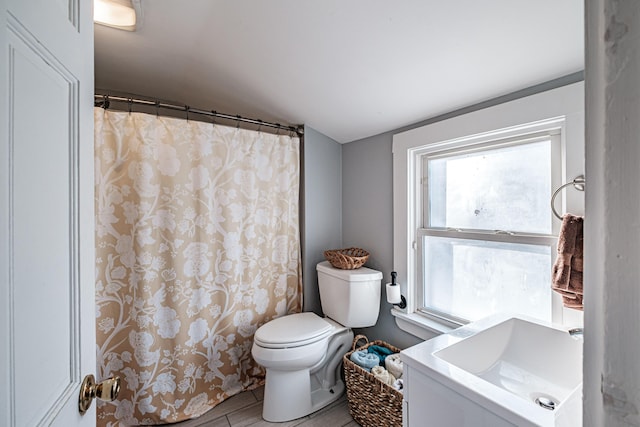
{"left": 94, "top": 108, "right": 302, "bottom": 425}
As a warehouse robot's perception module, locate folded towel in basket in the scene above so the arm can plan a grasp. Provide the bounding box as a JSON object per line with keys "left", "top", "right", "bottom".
{"left": 372, "top": 366, "right": 396, "bottom": 386}
{"left": 367, "top": 345, "right": 394, "bottom": 366}
{"left": 392, "top": 378, "right": 404, "bottom": 393}
{"left": 385, "top": 353, "right": 403, "bottom": 379}
{"left": 350, "top": 350, "right": 380, "bottom": 372}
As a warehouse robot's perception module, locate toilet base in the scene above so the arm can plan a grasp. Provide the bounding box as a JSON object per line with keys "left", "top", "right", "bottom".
{"left": 310, "top": 376, "right": 345, "bottom": 414}
{"left": 262, "top": 369, "right": 346, "bottom": 422}
{"left": 260, "top": 329, "right": 353, "bottom": 422}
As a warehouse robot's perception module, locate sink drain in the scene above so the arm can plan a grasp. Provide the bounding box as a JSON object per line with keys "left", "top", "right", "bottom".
{"left": 535, "top": 396, "right": 558, "bottom": 411}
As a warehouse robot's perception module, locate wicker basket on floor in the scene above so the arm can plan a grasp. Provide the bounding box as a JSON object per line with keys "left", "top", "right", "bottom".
{"left": 343, "top": 335, "right": 403, "bottom": 427}
{"left": 324, "top": 247, "right": 369, "bottom": 269}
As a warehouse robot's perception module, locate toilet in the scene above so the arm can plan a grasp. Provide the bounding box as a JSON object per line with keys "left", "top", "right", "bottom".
{"left": 251, "top": 261, "right": 382, "bottom": 422}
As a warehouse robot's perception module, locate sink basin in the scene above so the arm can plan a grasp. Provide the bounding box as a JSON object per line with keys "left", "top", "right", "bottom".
{"left": 434, "top": 317, "right": 582, "bottom": 406}
{"left": 401, "top": 314, "right": 583, "bottom": 426}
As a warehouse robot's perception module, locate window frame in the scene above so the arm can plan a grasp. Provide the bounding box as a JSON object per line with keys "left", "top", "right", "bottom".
{"left": 416, "top": 131, "right": 563, "bottom": 325}
{"left": 391, "top": 82, "right": 585, "bottom": 338}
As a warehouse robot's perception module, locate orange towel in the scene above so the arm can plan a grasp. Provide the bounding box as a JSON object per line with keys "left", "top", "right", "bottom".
{"left": 552, "top": 214, "right": 584, "bottom": 310}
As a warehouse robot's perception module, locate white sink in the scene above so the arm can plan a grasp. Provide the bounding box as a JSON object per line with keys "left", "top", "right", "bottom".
{"left": 401, "top": 314, "right": 583, "bottom": 426}
{"left": 434, "top": 317, "right": 582, "bottom": 407}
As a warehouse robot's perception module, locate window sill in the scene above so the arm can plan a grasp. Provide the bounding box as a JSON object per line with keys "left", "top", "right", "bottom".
{"left": 391, "top": 308, "right": 458, "bottom": 340}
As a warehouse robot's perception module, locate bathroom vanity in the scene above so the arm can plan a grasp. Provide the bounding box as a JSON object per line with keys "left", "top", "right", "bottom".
{"left": 400, "top": 314, "right": 582, "bottom": 427}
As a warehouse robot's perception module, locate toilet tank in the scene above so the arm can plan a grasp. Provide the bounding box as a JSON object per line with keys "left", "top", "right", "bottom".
{"left": 316, "top": 261, "right": 382, "bottom": 328}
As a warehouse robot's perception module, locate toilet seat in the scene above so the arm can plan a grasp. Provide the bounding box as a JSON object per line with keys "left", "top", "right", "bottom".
{"left": 254, "top": 312, "right": 334, "bottom": 349}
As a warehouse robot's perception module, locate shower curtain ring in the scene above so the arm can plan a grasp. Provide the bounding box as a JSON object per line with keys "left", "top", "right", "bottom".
{"left": 235, "top": 115, "right": 241, "bottom": 129}
{"left": 185, "top": 106, "right": 190, "bottom": 121}
{"left": 276, "top": 124, "right": 281, "bottom": 135}
{"left": 127, "top": 98, "right": 133, "bottom": 114}
{"left": 155, "top": 101, "right": 160, "bottom": 117}
{"left": 211, "top": 111, "right": 217, "bottom": 126}
{"left": 257, "top": 119, "right": 263, "bottom": 133}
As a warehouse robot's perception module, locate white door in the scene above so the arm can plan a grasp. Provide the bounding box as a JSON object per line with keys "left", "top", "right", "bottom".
{"left": 0, "top": 0, "right": 95, "bottom": 426}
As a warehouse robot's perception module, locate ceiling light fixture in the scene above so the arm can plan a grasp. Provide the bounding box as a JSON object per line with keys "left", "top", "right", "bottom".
{"left": 94, "top": 0, "right": 138, "bottom": 31}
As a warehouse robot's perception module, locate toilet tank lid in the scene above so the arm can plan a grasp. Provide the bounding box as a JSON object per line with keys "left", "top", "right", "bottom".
{"left": 254, "top": 312, "right": 333, "bottom": 346}
{"left": 316, "top": 261, "right": 383, "bottom": 281}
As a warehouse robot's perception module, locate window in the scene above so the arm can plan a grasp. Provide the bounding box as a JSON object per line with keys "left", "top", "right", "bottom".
{"left": 418, "top": 133, "right": 560, "bottom": 324}
{"left": 392, "top": 82, "right": 584, "bottom": 337}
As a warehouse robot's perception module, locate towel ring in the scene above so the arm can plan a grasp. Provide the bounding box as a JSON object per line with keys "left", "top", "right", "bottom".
{"left": 551, "top": 175, "right": 585, "bottom": 220}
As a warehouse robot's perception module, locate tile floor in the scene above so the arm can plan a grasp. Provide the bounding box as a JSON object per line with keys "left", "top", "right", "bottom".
{"left": 171, "top": 386, "right": 357, "bottom": 427}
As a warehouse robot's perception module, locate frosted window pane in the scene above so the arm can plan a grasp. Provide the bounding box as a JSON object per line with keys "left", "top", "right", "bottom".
{"left": 423, "top": 236, "right": 552, "bottom": 322}
{"left": 428, "top": 140, "right": 552, "bottom": 234}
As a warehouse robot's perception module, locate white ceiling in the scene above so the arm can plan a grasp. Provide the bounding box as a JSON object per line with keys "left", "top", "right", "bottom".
{"left": 94, "top": 0, "right": 584, "bottom": 143}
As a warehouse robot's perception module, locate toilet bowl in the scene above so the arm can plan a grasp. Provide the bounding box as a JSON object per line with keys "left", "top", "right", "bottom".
{"left": 251, "top": 261, "right": 382, "bottom": 422}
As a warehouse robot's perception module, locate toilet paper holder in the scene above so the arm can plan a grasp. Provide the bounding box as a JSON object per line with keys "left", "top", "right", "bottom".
{"left": 386, "top": 271, "right": 406, "bottom": 309}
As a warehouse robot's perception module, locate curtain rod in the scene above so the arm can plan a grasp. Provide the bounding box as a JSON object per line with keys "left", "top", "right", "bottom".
{"left": 94, "top": 94, "right": 304, "bottom": 136}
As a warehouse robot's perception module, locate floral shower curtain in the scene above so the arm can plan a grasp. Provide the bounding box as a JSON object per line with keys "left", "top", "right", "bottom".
{"left": 94, "top": 108, "right": 302, "bottom": 425}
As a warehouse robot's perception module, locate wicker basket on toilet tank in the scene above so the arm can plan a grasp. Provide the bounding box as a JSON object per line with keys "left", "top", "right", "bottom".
{"left": 323, "top": 248, "right": 369, "bottom": 269}
{"left": 343, "top": 335, "right": 402, "bottom": 427}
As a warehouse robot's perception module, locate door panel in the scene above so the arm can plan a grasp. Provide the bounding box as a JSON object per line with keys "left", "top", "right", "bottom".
{"left": 1, "top": 0, "right": 94, "bottom": 426}
{"left": 10, "top": 29, "right": 75, "bottom": 426}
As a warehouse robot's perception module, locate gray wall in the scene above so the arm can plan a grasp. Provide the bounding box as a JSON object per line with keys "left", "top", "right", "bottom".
{"left": 341, "top": 72, "right": 584, "bottom": 349}
{"left": 302, "top": 125, "right": 342, "bottom": 315}
{"left": 342, "top": 132, "right": 422, "bottom": 349}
